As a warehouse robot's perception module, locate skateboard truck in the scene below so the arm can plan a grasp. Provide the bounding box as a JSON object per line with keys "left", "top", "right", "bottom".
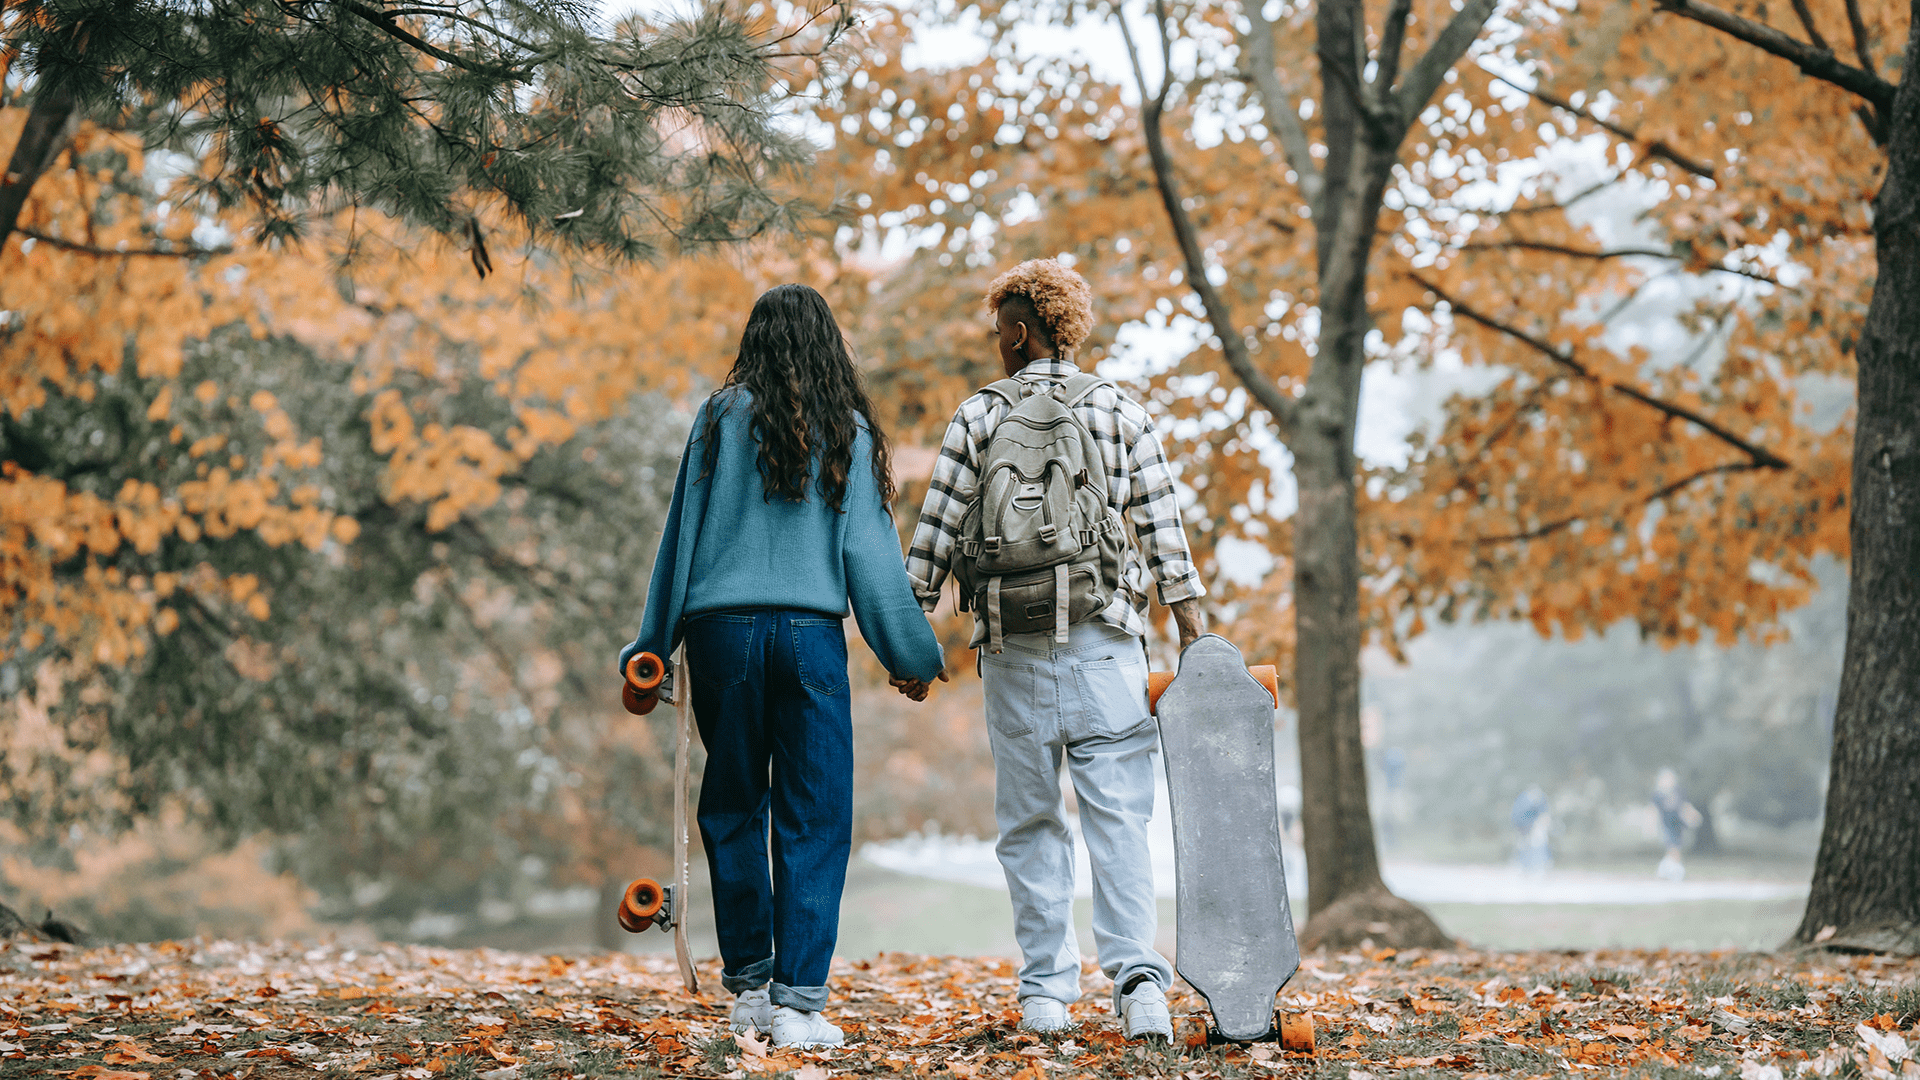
{"left": 617, "top": 877, "right": 676, "bottom": 933}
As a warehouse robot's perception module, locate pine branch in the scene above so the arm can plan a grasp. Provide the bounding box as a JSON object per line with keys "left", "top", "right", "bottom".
{"left": 1410, "top": 273, "right": 1794, "bottom": 471}
{"left": 1492, "top": 75, "right": 1717, "bottom": 180}
{"left": 340, "top": 0, "right": 531, "bottom": 79}
{"left": 16, "top": 228, "right": 235, "bottom": 257}
{"left": 1118, "top": 0, "right": 1299, "bottom": 441}
{"left": 1466, "top": 461, "right": 1759, "bottom": 545}
{"left": 1653, "top": 0, "right": 1897, "bottom": 109}
{"left": 1453, "top": 238, "right": 1784, "bottom": 285}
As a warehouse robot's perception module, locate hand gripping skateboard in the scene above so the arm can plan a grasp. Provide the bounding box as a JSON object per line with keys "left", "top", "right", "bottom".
{"left": 615, "top": 651, "right": 700, "bottom": 994}
{"left": 1151, "top": 634, "right": 1307, "bottom": 1046}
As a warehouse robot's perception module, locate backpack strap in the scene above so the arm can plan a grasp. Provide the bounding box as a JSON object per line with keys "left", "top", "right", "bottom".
{"left": 979, "top": 378, "right": 1025, "bottom": 409}
{"left": 987, "top": 576, "right": 1005, "bottom": 654}
{"left": 1059, "top": 372, "right": 1113, "bottom": 407}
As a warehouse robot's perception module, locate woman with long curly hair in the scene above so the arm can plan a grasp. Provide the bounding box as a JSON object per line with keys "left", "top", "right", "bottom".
{"left": 620, "top": 283, "right": 945, "bottom": 1048}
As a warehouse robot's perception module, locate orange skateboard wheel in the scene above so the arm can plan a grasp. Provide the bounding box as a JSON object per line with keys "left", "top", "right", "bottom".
{"left": 1249, "top": 665, "right": 1279, "bottom": 708}
{"left": 618, "top": 878, "right": 664, "bottom": 932}
{"left": 1147, "top": 665, "right": 1278, "bottom": 714}
{"left": 626, "top": 653, "right": 665, "bottom": 692}
{"left": 1279, "top": 1011, "right": 1315, "bottom": 1052}
{"left": 1147, "top": 671, "right": 1175, "bottom": 714}
{"left": 622, "top": 681, "right": 659, "bottom": 716}
{"left": 622, "top": 653, "right": 665, "bottom": 716}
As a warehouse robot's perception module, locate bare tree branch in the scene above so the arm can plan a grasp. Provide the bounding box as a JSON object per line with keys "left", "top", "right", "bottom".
{"left": 0, "top": 84, "right": 79, "bottom": 250}
{"left": 1410, "top": 273, "right": 1794, "bottom": 471}
{"left": 1493, "top": 74, "right": 1718, "bottom": 179}
{"left": 1843, "top": 0, "right": 1878, "bottom": 74}
{"left": 1118, "top": 2, "right": 1298, "bottom": 440}
{"left": 1788, "top": 0, "right": 1833, "bottom": 53}
{"left": 1238, "top": 0, "right": 1324, "bottom": 214}
{"left": 1653, "top": 0, "right": 1896, "bottom": 109}
{"left": 17, "top": 228, "right": 235, "bottom": 258}
{"left": 1392, "top": 0, "right": 1500, "bottom": 131}
{"left": 1454, "top": 237, "right": 1785, "bottom": 285}
{"left": 1467, "top": 461, "right": 1760, "bottom": 544}
{"left": 1375, "top": 0, "right": 1416, "bottom": 98}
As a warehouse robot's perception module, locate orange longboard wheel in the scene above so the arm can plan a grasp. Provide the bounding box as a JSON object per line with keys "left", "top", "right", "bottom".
{"left": 1249, "top": 665, "right": 1280, "bottom": 709}
{"left": 618, "top": 878, "right": 664, "bottom": 933}
{"left": 626, "top": 652, "right": 665, "bottom": 692}
{"left": 622, "top": 681, "right": 659, "bottom": 716}
{"left": 1279, "top": 1011, "right": 1315, "bottom": 1053}
{"left": 1147, "top": 672, "right": 1175, "bottom": 714}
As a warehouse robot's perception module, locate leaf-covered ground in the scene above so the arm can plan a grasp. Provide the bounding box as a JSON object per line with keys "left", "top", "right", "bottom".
{"left": 2, "top": 938, "right": 1915, "bottom": 1080}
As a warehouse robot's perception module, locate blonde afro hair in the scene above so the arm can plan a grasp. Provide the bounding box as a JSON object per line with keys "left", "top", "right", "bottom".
{"left": 986, "top": 259, "right": 1095, "bottom": 356}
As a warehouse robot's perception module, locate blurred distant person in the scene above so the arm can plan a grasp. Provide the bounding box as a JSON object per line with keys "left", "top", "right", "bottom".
{"left": 619, "top": 284, "right": 947, "bottom": 1049}
{"left": 1510, "top": 785, "right": 1552, "bottom": 874}
{"left": 904, "top": 259, "right": 1206, "bottom": 1041}
{"left": 1650, "top": 768, "right": 1702, "bottom": 882}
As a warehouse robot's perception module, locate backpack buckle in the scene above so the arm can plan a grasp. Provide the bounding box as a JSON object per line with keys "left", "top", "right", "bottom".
{"left": 1039, "top": 524, "right": 1058, "bottom": 543}
{"left": 962, "top": 540, "right": 981, "bottom": 558}
{"left": 984, "top": 536, "right": 1002, "bottom": 554}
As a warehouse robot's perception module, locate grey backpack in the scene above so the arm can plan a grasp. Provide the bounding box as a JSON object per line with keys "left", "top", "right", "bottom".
{"left": 953, "top": 373, "right": 1130, "bottom": 652}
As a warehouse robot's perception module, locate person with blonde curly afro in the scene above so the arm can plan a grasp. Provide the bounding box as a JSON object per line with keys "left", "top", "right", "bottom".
{"left": 983, "top": 257, "right": 1096, "bottom": 372}
{"left": 903, "top": 258, "right": 1209, "bottom": 1043}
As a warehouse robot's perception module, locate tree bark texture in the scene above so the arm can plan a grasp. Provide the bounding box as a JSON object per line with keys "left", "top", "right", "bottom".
{"left": 1294, "top": 135, "right": 1450, "bottom": 949}
{"left": 1794, "top": 17, "right": 1920, "bottom": 954}
{"left": 0, "top": 84, "right": 78, "bottom": 253}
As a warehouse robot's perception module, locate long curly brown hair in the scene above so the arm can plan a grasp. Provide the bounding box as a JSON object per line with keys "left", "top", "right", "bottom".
{"left": 701, "top": 283, "right": 895, "bottom": 511}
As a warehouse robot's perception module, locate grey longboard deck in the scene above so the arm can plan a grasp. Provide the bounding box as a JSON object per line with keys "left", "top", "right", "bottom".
{"left": 669, "top": 647, "right": 699, "bottom": 994}
{"left": 1157, "top": 634, "right": 1299, "bottom": 1041}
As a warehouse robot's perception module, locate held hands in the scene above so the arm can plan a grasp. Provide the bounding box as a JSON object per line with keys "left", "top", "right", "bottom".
{"left": 890, "top": 669, "right": 950, "bottom": 702}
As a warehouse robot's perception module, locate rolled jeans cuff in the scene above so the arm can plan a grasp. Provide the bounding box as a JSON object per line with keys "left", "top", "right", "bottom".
{"left": 722, "top": 956, "right": 774, "bottom": 995}
{"left": 771, "top": 982, "right": 829, "bottom": 1011}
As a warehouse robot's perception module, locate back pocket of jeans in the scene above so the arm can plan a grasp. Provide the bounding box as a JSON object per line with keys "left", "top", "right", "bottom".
{"left": 791, "top": 618, "right": 848, "bottom": 696}
{"left": 981, "top": 654, "right": 1037, "bottom": 739}
{"left": 1075, "top": 652, "right": 1149, "bottom": 738}
{"left": 686, "top": 614, "right": 754, "bottom": 689}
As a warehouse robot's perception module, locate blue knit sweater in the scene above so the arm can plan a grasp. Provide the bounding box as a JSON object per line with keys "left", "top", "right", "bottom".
{"left": 618, "top": 390, "right": 944, "bottom": 682}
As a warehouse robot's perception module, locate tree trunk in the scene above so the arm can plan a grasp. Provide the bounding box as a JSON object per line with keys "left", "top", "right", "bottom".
{"left": 1793, "top": 25, "right": 1920, "bottom": 955}
{"left": 0, "top": 84, "right": 78, "bottom": 252}
{"left": 1294, "top": 117, "right": 1450, "bottom": 949}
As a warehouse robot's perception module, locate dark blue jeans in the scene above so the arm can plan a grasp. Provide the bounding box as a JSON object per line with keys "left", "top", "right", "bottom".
{"left": 684, "top": 608, "right": 853, "bottom": 1011}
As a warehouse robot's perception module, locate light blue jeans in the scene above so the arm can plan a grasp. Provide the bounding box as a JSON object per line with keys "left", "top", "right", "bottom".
{"left": 980, "top": 620, "right": 1173, "bottom": 1008}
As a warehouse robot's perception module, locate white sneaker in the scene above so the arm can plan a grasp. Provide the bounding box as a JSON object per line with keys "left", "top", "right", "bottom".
{"left": 731, "top": 987, "right": 772, "bottom": 1035}
{"left": 1019, "top": 997, "right": 1073, "bottom": 1033}
{"left": 1119, "top": 980, "right": 1172, "bottom": 1041}
{"left": 1656, "top": 854, "right": 1686, "bottom": 882}
{"left": 771, "top": 1005, "right": 844, "bottom": 1049}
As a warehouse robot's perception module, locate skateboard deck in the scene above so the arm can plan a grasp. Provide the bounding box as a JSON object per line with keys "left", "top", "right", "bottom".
{"left": 1153, "top": 634, "right": 1299, "bottom": 1042}
{"left": 616, "top": 650, "right": 700, "bottom": 994}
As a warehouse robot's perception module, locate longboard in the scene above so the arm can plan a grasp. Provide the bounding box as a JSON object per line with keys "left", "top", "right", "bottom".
{"left": 1151, "top": 634, "right": 1302, "bottom": 1044}
{"left": 616, "top": 650, "right": 700, "bottom": 994}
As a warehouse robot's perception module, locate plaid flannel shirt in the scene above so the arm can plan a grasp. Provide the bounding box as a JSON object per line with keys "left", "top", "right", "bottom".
{"left": 906, "top": 358, "right": 1206, "bottom": 647}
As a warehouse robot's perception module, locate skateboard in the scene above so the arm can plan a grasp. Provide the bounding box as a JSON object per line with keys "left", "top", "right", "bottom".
{"left": 615, "top": 650, "right": 700, "bottom": 994}
{"left": 1150, "top": 634, "right": 1305, "bottom": 1045}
